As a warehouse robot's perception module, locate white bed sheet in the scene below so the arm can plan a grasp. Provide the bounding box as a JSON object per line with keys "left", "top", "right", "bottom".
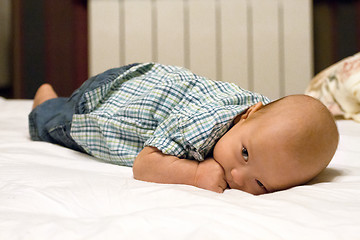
{"left": 1, "top": 98, "right": 360, "bottom": 240}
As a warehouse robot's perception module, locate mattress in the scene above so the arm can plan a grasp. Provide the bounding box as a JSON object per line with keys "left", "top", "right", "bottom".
{"left": 1, "top": 98, "right": 360, "bottom": 239}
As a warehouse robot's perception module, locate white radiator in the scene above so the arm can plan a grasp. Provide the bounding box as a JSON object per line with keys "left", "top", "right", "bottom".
{"left": 88, "top": 0, "right": 313, "bottom": 100}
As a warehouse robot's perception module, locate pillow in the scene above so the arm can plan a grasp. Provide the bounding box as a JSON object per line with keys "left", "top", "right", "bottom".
{"left": 305, "top": 52, "right": 360, "bottom": 122}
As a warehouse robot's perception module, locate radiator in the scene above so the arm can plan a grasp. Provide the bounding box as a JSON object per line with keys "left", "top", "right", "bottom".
{"left": 88, "top": 0, "right": 313, "bottom": 100}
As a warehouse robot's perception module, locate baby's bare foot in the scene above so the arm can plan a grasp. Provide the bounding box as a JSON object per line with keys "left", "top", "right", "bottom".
{"left": 32, "top": 84, "right": 58, "bottom": 109}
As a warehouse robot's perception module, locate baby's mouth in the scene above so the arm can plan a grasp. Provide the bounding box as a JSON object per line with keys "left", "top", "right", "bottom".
{"left": 225, "top": 176, "right": 236, "bottom": 189}
{"left": 224, "top": 170, "right": 236, "bottom": 189}
{"left": 226, "top": 175, "right": 243, "bottom": 191}
{"left": 227, "top": 181, "right": 238, "bottom": 190}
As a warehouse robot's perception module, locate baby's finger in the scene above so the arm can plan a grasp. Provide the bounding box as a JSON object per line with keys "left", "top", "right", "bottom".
{"left": 219, "top": 179, "right": 228, "bottom": 192}
{"left": 215, "top": 186, "right": 225, "bottom": 193}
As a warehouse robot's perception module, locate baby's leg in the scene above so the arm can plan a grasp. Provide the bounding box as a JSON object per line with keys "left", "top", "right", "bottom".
{"left": 32, "top": 83, "right": 58, "bottom": 109}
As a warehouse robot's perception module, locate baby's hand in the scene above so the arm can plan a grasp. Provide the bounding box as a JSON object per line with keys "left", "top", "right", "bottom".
{"left": 194, "top": 157, "right": 227, "bottom": 193}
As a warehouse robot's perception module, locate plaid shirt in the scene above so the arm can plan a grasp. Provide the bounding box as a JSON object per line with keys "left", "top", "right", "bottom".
{"left": 70, "top": 63, "right": 270, "bottom": 166}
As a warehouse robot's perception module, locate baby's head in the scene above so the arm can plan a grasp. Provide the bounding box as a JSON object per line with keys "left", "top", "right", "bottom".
{"left": 213, "top": 95, "right": 339, "bottom": 195}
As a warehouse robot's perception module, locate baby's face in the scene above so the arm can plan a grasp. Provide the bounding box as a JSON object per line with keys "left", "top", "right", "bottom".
{"left": 213, "top": 114, "right": 305, "bottom": 195}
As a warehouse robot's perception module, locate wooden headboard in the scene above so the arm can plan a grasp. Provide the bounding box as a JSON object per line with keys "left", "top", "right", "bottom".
{"left": 88, "top": 0, "right": 312, "bottom": 100}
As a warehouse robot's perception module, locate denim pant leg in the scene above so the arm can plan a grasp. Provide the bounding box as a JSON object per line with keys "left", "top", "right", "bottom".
{"left": 28, "top": 63, "right": 139, "bottom": 152}
{"left": 29, "top": 97, "right": 85, "bottom": 152}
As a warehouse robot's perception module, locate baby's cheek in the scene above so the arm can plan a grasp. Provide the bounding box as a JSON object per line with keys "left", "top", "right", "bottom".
{"left": 213, "top": 143, "right": 229, "bottom": 161}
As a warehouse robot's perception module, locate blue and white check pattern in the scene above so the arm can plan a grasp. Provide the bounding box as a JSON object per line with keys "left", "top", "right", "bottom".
{"left": 70, "top": 63, "right": 270, "bottom": 166}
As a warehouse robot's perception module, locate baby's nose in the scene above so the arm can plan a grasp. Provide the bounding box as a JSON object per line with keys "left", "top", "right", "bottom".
{"left": 230, "top": 169, "right": 246, "bottom": 188}
{"left": 230, "top": 169, "right": 257, "bottom": 194}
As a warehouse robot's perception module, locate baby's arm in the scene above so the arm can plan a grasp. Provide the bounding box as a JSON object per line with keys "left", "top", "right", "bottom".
{"left": 133, "top": 146, "right": 227, "bottom": 193}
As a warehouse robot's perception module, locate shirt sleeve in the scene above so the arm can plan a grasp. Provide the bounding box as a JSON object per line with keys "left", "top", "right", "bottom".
{"left": 143, "top": 114, "right": 188, "bottom": 159}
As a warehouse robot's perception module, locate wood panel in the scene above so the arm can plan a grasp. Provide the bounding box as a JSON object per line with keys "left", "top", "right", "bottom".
{"left": 20, "top": 0, "right": 46, "bottom": 98}
{"left": 0, "top": 0, "right": 11, "bottom": 88}
{"left": 45, "top": 0, "right": 88, "bottom": 96}
{"left": 45, "top": 0, "right": 75, "bottom": 96}
{"left": 12, "top": 0, "right": 88, "bottom": 98}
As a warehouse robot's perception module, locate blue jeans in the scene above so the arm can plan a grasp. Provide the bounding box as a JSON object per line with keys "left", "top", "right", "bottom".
{"left": 29, "top": 63, "right": 139, "bottom": 152}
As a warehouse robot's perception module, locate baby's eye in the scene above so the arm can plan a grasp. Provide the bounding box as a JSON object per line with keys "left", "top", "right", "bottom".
{"left": 256, "top": 179, "right": 268, "bottom": 192}
{"left": 242, "top": 147, "right": 249, "bottom": 162}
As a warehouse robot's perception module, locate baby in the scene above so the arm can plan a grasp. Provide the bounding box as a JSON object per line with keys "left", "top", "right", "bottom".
{"left": 29, "top": 63, "right": 339, "bottom": 195}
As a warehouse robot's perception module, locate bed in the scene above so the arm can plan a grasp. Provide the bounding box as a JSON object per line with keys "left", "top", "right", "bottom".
{"left": 1, "top": 99, "right": 360, "bottom": 239}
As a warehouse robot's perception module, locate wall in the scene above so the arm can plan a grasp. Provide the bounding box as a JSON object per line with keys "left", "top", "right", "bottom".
{"left": 0, "top": 0, "right": 11, "bottom": 89}
{"left": 89, "top": 0, "right": 312, "bottom": 100}
{"left": 314, "top": 0, "right": 360, "bottom": 74}
{"left": 12, "top": 0, "right": 88, "bottom": 99}
{"left": 2, "top": 0, "right": 360, "bottom": 98}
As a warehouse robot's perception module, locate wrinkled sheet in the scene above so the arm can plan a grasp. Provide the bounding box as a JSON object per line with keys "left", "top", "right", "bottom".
{"left": 1, "top": 98, "right": 360, "bottom": 240}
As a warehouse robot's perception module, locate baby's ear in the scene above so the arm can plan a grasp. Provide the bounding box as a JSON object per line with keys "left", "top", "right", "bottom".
{"left": 240, "top": 102, "right": 263, "bottom": 121}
